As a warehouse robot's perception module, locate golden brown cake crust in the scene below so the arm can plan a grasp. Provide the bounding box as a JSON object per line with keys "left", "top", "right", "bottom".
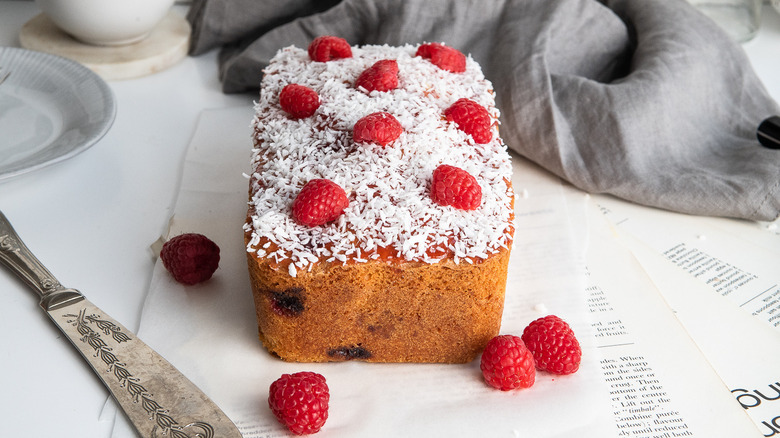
{"left": 245, "top": 223, "right": 510, "bottom": 363}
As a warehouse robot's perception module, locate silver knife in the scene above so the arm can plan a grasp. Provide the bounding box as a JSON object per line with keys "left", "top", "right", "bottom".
{"left": 0, "top": 211, "right": 243, "bottom": 438}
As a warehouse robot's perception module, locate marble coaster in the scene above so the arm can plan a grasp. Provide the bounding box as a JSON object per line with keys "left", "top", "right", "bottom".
{"left": 19, "top": 11, "right": 191, "bottom": 81}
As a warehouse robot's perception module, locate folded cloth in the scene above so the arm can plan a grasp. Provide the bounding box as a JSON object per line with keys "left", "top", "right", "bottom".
{"left": 187, "top": 0, "right": 780, "bottom": 221}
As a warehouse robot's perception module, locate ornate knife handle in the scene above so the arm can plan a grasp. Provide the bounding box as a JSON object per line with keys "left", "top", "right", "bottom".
{"left": 0, "top": 211, "right": 84, "bottom": 310}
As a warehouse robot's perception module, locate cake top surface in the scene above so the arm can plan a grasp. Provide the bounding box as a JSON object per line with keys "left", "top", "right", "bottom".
{"left": 246, "top": 42, "right": 514, "bottom": 276}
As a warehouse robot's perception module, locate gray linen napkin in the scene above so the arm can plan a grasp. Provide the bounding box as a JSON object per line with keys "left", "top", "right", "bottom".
{"left": 187, "top": 0, "right": 780, "bottom": 221}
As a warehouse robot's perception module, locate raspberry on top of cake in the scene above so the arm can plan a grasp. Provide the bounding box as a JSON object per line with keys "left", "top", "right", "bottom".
{"left": 245, "top": 39, "right": 514, "bottom": 277}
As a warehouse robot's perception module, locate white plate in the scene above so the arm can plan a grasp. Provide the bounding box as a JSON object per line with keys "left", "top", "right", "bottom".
{"left": 0, "top": 47, "right": 115, "bottom": 181}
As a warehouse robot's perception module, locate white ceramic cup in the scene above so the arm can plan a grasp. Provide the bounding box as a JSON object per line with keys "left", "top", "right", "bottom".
{"left": 35, "top": 0, "right": 175, "bottom": 46}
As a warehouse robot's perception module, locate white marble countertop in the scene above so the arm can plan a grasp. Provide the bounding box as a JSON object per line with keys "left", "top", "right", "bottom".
{"left": 0, "top": 2, "right": 778, "bottom": 437}
{"left": 0, "top": 3, "right": 249, "bottom": 437}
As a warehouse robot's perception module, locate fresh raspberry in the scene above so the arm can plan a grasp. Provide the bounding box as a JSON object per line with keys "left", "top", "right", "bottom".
{"left": 160, "top": 233, "right": 220, "bottom": 285}
{"left": 308, "top": 35, "right": 352, "bottom": 62}
{"left": 430, "top": 164, "right": 482, "bottom": 210}
{"left": 279, "top": 84, "right": 320, "bottom": 119}
{"left": 480, "top": 335, "right": 536, "bottom": 391}
{"left": 291, "top": 179, "right": 349, "bottom": 227}
{"left": 521, "top": 315, "right": 582, "bottom": 375}
{"left": 352, "top": 112, "right": 403, "bottom": 146}
{"left": 415, "top": 42, "right": 466, "bottom": 73}
{"left": 445, "top": 98, "right": 492, "bottom": 144}
{"left": 355, "top": 59, "right": 399, "bottom": 93}
{"left": 268, "top": 371, "right": 329, "bottom": 435}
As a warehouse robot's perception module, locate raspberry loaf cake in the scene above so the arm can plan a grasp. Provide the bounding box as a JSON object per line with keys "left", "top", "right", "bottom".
{"left": 244, "top": 37, "right": 515, "bottom": 363}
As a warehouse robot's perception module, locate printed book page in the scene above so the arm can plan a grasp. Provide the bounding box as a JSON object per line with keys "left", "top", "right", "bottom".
{"left": 584, "top": 203, "right": 761, "bottom": 437}
{"left": 591, "top": 194, "right": 780, "bottom": 436}
{"left": 593, "top": 195, "right": 780, "bottom": 332}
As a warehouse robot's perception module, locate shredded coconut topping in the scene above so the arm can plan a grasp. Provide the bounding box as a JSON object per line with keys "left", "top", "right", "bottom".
{"left": 245, "top": 43, "right": 514, "bottom": 274}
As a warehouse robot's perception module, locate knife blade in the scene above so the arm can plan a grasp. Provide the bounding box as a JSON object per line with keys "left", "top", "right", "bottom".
{"left": 0, "top": 211, "right": 243, "bottom": 438}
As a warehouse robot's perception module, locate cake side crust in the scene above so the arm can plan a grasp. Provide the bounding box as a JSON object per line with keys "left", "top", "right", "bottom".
{"left": 245, "top": 224, "right": 511, "bottom": 363}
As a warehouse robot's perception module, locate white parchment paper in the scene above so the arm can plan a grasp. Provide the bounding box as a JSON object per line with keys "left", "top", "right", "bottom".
{"left": 109, "top": 107, "right": 614, "bottom": 438}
